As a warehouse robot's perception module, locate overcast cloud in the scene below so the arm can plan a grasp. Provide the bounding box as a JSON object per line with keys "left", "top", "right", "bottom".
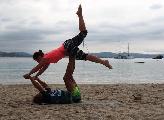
{"left": 0, "top": 0, "right": 164, "bottom": 53}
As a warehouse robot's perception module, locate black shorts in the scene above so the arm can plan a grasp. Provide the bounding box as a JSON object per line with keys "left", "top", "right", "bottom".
{"left": 63, "top": 30, "right": 88, "bottom": 60}
{"left": 63, "top": 30, "right": 88, "bottom": 50}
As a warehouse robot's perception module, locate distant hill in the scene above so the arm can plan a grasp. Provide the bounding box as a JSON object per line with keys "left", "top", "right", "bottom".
{"left": 0, "top": 51, "right": 163, "bottom": 58}
{"left": 90, "top": 52, "right": 117, "bottom": 58}
{"left": 0, "top": 51, "right": 32, "bottom": 57}
{"left": 90, "top": 52, "right": 164, "bottom": 58}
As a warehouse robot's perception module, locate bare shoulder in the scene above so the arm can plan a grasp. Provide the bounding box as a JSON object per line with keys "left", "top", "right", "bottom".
{"left": 41, "top": 58, "right": 49, "bottom": 65}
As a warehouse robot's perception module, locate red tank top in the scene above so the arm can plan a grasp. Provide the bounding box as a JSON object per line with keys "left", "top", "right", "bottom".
{"left": 43, "top": 44, "right": 65, "bottom": 64}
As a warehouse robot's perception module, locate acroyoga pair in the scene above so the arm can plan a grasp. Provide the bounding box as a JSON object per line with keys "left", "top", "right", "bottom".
{"left": 23, "top": 5, "right": 112, "bottom": 104}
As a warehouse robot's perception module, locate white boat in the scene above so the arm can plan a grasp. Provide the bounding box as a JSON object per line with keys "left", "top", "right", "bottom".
{"left": 114, "top": 43, "right": 134, "bottom": 59}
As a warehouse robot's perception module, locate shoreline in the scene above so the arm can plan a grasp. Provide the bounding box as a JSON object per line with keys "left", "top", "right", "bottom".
{"left": 1, "top": 82, "right": 164, "bottom": 85}
{"left": 1, "top": 84, "right": 164, "bottom": 120}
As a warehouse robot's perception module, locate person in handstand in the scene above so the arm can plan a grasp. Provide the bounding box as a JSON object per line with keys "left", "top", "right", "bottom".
{"left": 24, "top": 56, "right": 81, "bottom": 104}
{"left": 23, "top": 4, "right": 112, "bottom": 80}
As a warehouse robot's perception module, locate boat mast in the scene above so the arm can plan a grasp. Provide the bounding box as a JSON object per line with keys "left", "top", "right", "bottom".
{"left": 128, "top": 43, "right": 130, "bottom": 56}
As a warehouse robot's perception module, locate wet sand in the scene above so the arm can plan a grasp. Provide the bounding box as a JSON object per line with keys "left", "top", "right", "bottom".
{"left": 0, "top": 84, "right": 164, "bottom": 120}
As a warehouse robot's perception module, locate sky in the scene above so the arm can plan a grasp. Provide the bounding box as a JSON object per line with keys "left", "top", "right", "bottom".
{"left": 0, "top": 0, "right": 164, "bottom": 54}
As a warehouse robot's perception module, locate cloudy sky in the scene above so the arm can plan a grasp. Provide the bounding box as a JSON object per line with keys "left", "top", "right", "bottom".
{"left": 0, "top": 0, "right": 164, "bottom": 54}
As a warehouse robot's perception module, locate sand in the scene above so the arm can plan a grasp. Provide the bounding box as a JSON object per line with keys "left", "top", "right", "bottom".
{"left": 0, "top": 84, "right": 164, "bottom": 120}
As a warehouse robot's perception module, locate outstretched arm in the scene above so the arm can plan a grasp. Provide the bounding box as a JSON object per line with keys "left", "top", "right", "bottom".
{"left": 24, "top": 60, "right": 48, "bottom": 78}
{"left": 35, "top": 64, "right": 50, "bottom": 78}
{"left": 35, "top": 77, "right": 49, "bottom": 89}
{"left": 28, "top": 76, "right": 45, "bottom": 92}
{"left": 29, "top": 60, "right": 46, "bottom": 75}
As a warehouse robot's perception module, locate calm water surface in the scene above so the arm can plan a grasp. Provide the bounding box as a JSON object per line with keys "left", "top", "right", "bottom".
{"left": 0, "top": 57, "right": 164, "bottom": 84}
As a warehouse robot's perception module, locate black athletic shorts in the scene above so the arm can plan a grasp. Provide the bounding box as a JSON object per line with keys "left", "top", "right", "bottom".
{"left": 63, "top": 30, "right": 88, "bottom": 50}
{"left": 63, "top": 30, "right": 88, "bottom": 60}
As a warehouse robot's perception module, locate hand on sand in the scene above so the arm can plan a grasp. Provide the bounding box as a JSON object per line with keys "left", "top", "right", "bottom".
{"left": 76, "top": 4, "right": 82, "bottom": 16}
{"left": 23, "top": 74, "right": 30, "bottom": 79}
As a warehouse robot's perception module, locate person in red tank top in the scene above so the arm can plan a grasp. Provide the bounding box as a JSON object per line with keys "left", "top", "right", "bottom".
{"left": 23, "top": 5, "right": 112, "bottom": 80}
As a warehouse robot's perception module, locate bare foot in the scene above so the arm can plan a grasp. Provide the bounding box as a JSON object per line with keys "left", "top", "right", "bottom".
{"left": 103, "top": 60, "right": 113, "bottom": 69}
{"left": 76, "top": 4, "right": 82, "bottom": 17}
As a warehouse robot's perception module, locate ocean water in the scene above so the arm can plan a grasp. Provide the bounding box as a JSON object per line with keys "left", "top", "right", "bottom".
{"left": 0, "top": 57, "right": 164, "bottom": 84}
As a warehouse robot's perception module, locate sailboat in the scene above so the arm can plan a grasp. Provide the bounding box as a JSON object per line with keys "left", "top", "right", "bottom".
{"left": 114, "top": 43, "right": 134, "bottom": 59}
{"left": 126, "top": 43, "right": 134, "bottom": 59}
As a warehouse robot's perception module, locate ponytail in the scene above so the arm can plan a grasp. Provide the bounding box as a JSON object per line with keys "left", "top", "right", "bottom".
{"left": 38, "top": 50, "right": 44, "bottom": 56}
{"left": 33, "top": 50, "right": 44, "bottom": 60}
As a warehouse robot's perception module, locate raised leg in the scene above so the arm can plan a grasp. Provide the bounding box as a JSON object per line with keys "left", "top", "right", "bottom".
{"left": 63, "top": 57, "right": 77, "bottom": 92}
{"left": 63, "top": 4, "right": 87, "bottom": 56}
{"left": 76, "top": 4, "right": 86, "bottom": 32}
{"left": 86, "top": 54, "right": 113, "bottom": 69}
{"left": 63, "top": 56, "right": 81, "bottom": 102}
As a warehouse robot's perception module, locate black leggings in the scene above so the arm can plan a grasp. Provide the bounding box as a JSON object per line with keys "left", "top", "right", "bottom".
{"left": 63, "top": 30, "right": 88, "bottom": 60}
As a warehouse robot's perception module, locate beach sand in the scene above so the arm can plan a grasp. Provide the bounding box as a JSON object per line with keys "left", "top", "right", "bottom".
{"left": 0, "top": 84, "right": 164, "bottom": 120}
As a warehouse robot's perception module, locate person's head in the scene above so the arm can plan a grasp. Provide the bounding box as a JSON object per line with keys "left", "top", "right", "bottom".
{"left": 33, "top": 93, "right": 43, "bottom": 104}
{"left": 33, "top": 50, "right": 44, "bottom": 63}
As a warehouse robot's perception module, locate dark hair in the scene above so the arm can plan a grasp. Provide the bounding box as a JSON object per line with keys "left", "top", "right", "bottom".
{"left": 33, "top": 93, "right": 43, "bottom": 104}
{"left": 33, "top": 50, "right": 44, "bottom": 60}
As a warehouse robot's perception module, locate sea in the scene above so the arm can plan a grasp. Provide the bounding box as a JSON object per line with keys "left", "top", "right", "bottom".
{"left": 0, "top": 57, "right": 164, "bottom": 85}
